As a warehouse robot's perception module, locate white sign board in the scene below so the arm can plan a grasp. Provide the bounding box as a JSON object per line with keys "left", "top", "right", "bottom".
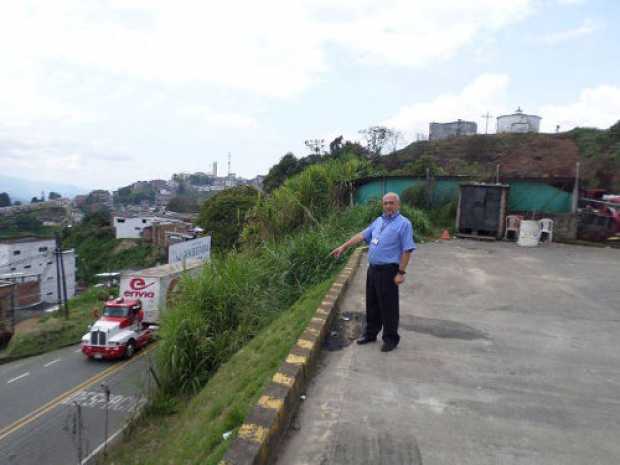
{"left": 168, "top": 236, "right": 211, "bottom": 265}
{"left": 120, "top": 276, "right": 161, "bottom": 322}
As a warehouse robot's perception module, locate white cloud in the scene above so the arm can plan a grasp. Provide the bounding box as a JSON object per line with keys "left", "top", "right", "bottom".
{"left": 541, "top": 18, "right": 596, "bottom": 45}
{"left": 383, "top": 73, "right": 511, "bottom": 138}
{"left": 0, "top": 1, "right": 534, "bottom": 101}
{"left": 180, "top": 107, "right": 258, "bottom": 129}
{"left": 539, "top": 85, "right": 620, "bottom": 132}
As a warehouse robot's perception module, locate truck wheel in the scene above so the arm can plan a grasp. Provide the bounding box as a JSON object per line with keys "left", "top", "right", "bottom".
{"left": 125, "top": 340, "right": 136, "bottom": 359}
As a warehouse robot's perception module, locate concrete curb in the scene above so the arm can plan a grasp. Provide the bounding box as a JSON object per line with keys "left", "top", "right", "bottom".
{"left": 219, "top": 248, "right": 364, "bottom": 465}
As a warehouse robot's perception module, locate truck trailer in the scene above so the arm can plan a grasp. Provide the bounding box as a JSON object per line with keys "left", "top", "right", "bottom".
{"left": 81, "top": 260, "right": 204, "bottom": 360}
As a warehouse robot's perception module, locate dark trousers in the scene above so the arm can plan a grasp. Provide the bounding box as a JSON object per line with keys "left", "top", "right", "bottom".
{"left": 365, "top": 264, "right": 400, "bottom": 345}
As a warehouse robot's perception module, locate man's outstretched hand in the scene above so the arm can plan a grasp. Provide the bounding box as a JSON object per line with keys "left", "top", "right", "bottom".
{"left": 330, "top": 245, "right": 346, "bottom": 258}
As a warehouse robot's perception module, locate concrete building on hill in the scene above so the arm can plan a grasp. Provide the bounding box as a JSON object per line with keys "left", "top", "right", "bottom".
{"left": 497, "top": 107, "right": 541, "bottom": 133}
{"left": 113, "top": 216, "right": 159, "bottom": 239}
{"left": 429, "top": 119, "right": 477, "bottom": 141}
{"left": 0, "top": 237, "right": 76, "bottom": 307}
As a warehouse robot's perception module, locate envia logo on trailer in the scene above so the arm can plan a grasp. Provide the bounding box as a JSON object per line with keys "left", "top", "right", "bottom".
{"left": 168, "top": 236, "right": 212, "bottom": 265}
{"left": 124, "top": 277, "right": 156, "bottom": 299}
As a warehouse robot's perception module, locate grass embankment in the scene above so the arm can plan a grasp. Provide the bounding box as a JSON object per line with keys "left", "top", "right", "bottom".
{"left": 104, "top": 158, "right": 437, "bottom": 464}
{"left": 105, "top": 278, "right": 333, "bottom": 465}
{"left": 0, "top": 287, "right": 105, "bottom": 362}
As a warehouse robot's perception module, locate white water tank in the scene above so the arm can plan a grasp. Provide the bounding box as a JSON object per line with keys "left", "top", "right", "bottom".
{"left": 497, "top": 108, "right": 541, "bottom": 134}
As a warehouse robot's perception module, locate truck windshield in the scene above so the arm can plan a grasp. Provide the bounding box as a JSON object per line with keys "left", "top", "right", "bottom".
{"left": 103, "top": 306, "right": 129, "bottom": 317}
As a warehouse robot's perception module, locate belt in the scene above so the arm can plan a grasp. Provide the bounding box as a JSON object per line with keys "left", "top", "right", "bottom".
{"left": 369, "top": 263, "right": 399, "bottom": 270}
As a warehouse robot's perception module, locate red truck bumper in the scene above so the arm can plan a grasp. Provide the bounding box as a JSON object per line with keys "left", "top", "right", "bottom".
{"left": 82, "top": 344, "right": 126, "bottom": 360}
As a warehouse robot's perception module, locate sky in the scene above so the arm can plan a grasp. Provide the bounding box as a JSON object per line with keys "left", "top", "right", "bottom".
{"left": 0, "top": 0, "right": 619, "bottom": 191}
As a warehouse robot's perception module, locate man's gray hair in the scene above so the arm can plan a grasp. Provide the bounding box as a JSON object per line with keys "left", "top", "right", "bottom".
{"left": 383, "top": 192, "right": 400, "bottom": 203}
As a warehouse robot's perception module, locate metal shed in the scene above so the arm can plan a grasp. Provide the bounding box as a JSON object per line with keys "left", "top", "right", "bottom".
{"left": 456, "top": 183, "right": 510, "bottom": 240}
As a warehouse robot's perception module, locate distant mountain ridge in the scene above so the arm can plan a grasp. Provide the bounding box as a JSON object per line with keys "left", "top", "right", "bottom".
{"left": 0, "top": 175, "right": 88, "bottom": 202}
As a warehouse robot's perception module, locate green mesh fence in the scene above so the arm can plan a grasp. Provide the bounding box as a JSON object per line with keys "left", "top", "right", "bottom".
{"left": 354, "top": 177, "right": 572, "bottom": 214}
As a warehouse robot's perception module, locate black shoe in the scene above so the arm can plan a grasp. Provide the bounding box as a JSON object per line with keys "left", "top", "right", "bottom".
{"left": 356, "top": 336, "right": 377, "bottom": 345}
{"left": 381, "top": 342, "right": 397, "bottom": 352}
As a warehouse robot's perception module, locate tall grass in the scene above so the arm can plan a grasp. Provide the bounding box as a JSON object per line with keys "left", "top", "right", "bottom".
{"left": 157, "top": 154, "right": 433, "bottom": 395}
{"left": 157, "top": 202, "right": 432, "bottom": 395}
{"left": 157, "top": 225, "right": 344, "bottom": 394}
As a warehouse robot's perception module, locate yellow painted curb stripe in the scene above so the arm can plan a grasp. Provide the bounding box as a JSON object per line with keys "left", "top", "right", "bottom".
{"left": 258, "top": 395, "right": 284, "bottom": 410}
{"left": 0, "top": 344, "right": 157, "bottom": 442}
{"left": 238, "top": 423, "right": 269, "bottom": 443}
{"left": 305, "top": 327, "right": 319, "bottom": 336}
{"left": 286, "top": 354, "right": 308, "bottom": 365}
{"left": 296, "top": 338, "right": 314, "bottom": 350}
{"left": 316, "top": 308, "right": 329, "bottom": 316}
{"left": 311, "top": 317, "right": 325, "bottom": 324}
{"left": 272, "top": 372, "right": 294, "bottom": 387}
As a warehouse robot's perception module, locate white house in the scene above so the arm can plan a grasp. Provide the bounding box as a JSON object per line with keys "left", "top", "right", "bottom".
{"left": 113, "top": 216, "right": 159, "bottom": 239}
{"left": 0, "top": 237, "right": 76, "bottom": 305}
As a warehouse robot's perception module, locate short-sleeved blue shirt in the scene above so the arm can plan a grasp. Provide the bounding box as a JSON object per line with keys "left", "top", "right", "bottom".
{"left": 362, "top": 212, "right": 416, "bottom": 265}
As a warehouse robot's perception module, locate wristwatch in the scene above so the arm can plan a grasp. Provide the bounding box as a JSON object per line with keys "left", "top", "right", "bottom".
{"left": 397, "top": 269, "right": 406, "bottom": 275}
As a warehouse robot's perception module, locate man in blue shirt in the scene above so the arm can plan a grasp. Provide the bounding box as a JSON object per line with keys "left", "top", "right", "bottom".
{"left": 330, "top": 192, "right": 416, "bottom": 352}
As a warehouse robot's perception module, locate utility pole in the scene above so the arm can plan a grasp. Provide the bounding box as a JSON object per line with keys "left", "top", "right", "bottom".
{"left": 572, "top": 162, "right": 580, "bottom": 214}
{"left": 101, "top": 383, "right": 111, "bottom": 459}
{"left": 55, "top": 232, "right": 69, "bottom": 318}
{"left": 227, "top": 153, "right": 232, "bottom": 177}
{"left": 54, "top": 234, "right": 63, "bottom": 314}
{"left": 481, "top": 112, "right": 493, "bottom": 134}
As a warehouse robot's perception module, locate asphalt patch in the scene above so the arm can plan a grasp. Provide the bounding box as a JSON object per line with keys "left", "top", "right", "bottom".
{"left": 324, "top": 311, "right": 364, "bottom": 351}
{"left": 400, "top": 315, "right": 488, "bottom": 340}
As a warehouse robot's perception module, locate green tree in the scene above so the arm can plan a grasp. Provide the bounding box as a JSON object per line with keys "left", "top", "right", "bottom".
{"left": 262, "top": 153, "right": 299, "bottom": 193}
{"left": 15, "top": 214, "right": 42, "bottom": 230}
{"left": 0, "top": 192, "right": 10, "bottom": 207}
{"left": 197, "top": 186, "right": 259, "bottom": 251}
{"left": 329, "top": 136, "right": 344, "bottom": 156}
{"left": 167, "top": 196, "right": 199, "bottom": 213}
{"left": 358, "top": 126, "right": 397, "bottom": 157}
{"left": 83, "top": 210, "right": 112, "bottom": 228}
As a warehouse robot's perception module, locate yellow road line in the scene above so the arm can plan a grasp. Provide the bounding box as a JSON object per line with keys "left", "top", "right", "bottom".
{"left": 0, "top": 344, "right": 157, "bottom": 442}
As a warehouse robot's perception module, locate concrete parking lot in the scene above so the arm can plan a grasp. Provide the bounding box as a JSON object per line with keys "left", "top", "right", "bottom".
{"left": 276, "top": 240, "right": 620, "bottom": 465}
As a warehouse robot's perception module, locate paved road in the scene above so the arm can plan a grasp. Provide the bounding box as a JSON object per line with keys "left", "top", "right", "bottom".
{"left": 276, "top": 241, "right": 620, "bottom": 465}
{"left": 0, "top": 343, "right": 155, "bottom": 465}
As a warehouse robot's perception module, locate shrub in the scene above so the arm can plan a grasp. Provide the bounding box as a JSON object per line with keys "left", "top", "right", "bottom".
{"left": 401, "top": 184, "right": 427, "bottom": 209}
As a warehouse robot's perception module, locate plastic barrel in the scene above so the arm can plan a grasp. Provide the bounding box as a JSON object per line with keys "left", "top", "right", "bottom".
{"left": 517, "top": 220, "right": 540, "bottom": 247}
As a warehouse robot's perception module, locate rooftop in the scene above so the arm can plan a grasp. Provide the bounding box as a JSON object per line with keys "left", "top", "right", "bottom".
{"left": 0, "top": 237, "right": 55, "bottom": 245}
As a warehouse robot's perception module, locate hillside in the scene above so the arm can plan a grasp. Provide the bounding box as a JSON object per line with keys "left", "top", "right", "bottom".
{"left": 380, "top": 123, "right": 620, "bottom": 191}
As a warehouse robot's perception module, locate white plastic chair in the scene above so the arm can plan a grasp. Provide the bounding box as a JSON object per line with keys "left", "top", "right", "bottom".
{"left": 539, "top": 218, "right": 554, "bottom": 243}
{"left": 505, "top": 215, "right": 523, "bottom": 241}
